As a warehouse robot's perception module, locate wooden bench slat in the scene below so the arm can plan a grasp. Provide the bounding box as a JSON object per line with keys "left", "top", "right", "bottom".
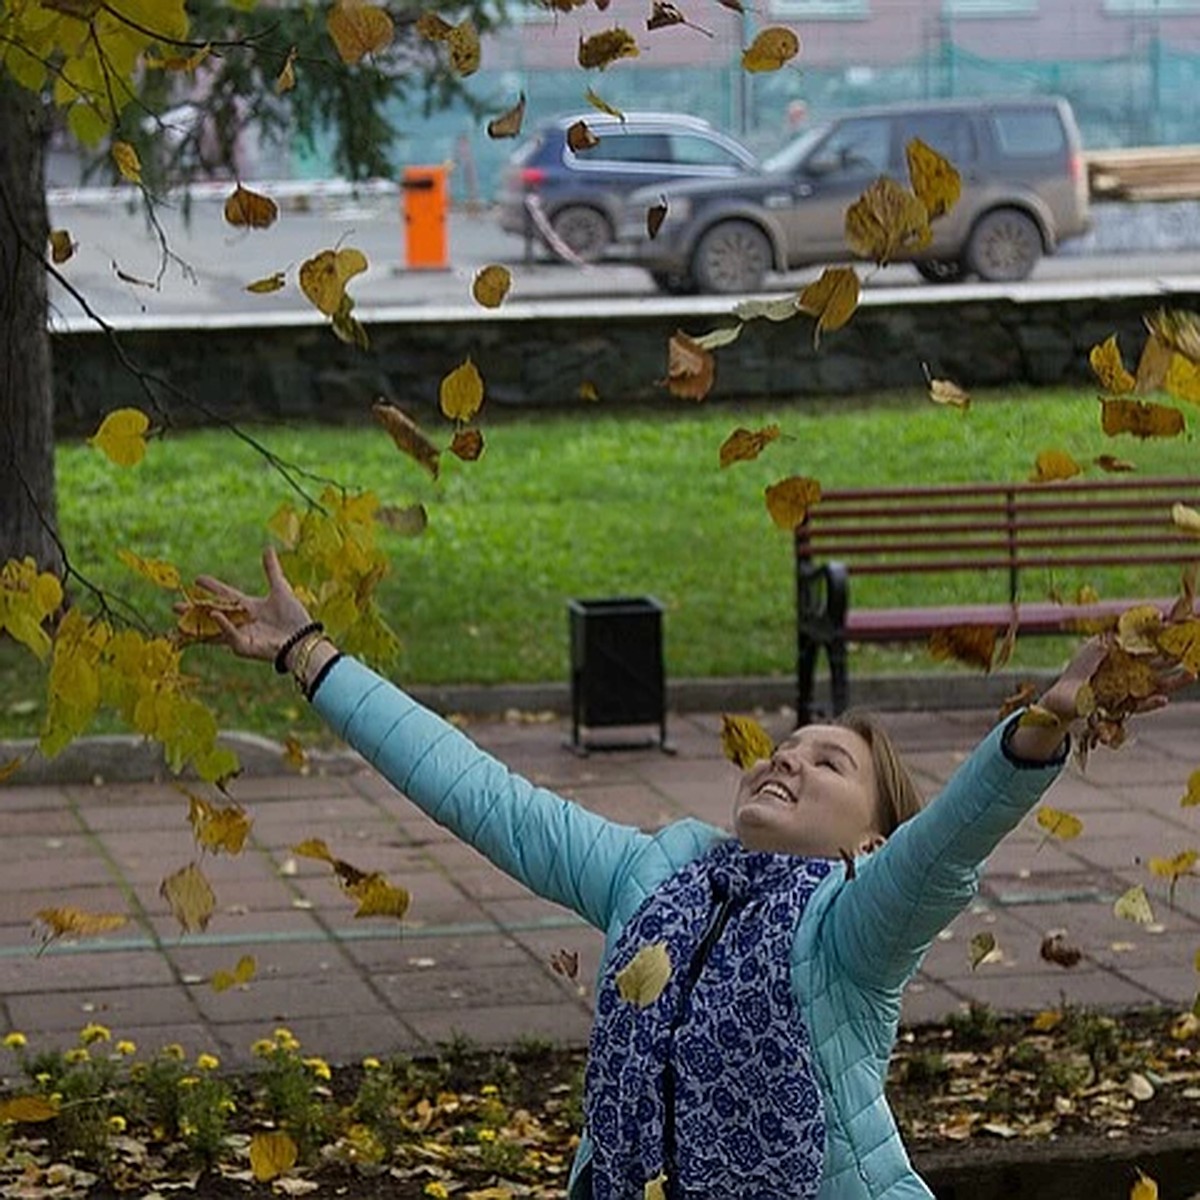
{"left": 841, "top": 551, "right": 1200, "bottom": 575}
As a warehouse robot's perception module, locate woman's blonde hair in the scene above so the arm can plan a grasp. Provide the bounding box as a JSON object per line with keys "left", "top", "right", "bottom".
{"left": 833, "top": 709, "right": 925, "bottom": 836}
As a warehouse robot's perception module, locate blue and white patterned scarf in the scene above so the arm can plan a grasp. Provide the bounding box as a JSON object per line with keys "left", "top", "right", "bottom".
{"left": 585, "top": 839, "right": 833, "bottom": 1200}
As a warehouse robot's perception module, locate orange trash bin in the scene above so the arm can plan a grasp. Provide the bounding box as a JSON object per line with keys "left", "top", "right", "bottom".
{"left": 401, "top": 165, "right": 449, "bottom": 270}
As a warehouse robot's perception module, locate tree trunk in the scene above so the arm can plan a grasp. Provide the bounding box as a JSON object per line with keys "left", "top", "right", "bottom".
{"left": 0, "top": 76, "right": 61, "bottom": 576}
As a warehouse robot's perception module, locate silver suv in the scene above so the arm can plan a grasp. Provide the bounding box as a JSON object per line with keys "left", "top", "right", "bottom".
{"left": 619, "top": 96, "right": 1091, "bottom": 293}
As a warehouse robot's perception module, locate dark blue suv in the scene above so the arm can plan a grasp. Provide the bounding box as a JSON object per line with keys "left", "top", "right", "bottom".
{"left": 496, "top": 112, "right": 757, "bottom": 262}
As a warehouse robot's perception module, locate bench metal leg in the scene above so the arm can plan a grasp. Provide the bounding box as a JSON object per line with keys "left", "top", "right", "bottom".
{"left": 797, "top": 637, "right": 818, "bottom": 727}
{"left": 829, "top": 639, "right": 849, "bottom": 716}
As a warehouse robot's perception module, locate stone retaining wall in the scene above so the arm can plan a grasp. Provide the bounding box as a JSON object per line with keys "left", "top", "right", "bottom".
{"left": 51, "top": 286, "right": 1200, "bottom": 436}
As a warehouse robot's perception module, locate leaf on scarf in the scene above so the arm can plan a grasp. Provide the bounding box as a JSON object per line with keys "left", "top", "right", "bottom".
{"left": 616, "top": 942, "right": 672, "bottom": 1007}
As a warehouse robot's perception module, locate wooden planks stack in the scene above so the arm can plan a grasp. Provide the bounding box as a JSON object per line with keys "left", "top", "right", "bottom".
{"left": 1085, "top": 145, "right": 1200, "bottom": 202}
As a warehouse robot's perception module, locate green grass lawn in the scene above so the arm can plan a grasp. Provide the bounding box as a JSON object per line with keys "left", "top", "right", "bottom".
{"left": 3, "top": 385, "right": 1197, "bottom": 743}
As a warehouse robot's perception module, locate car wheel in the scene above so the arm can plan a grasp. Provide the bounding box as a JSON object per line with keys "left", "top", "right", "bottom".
{"left": 691, "top": 221, "right": 772, "bottom": 295}
{"left": 549, "top": 205, "right": 612, "bottom": 262}
{"left": 966, "top": 209, "right": 1042, "bottom": 282}
{"left": 649, "top": 270, "right": 698, "bottom": 296}
{"left": 915, "top": 258, "right": 966, "bottom": 284}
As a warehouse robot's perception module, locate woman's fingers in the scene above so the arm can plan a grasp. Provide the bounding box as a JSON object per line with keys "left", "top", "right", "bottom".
{"left": 194, "top": 574, "right": 250, "bottom": 606}
{"left": 262, "top": 546, "right": 289, "bottom": 594}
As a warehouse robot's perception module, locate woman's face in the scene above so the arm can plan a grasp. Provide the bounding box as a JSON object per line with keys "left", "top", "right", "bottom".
{"left": 732, "top": 724, "right": 883, "bottom": 858}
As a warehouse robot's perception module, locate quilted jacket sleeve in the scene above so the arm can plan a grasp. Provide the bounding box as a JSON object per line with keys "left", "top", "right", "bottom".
{"left": 826, "top": 714, "right": 1068, "bottom": 993}
{"left": 312, "top": 658, "right": 651, "bottom": 931}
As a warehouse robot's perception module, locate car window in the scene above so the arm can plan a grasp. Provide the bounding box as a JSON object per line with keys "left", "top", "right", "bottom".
{"left": 990, "top": 109, "right": 1066, "bottom": 157}
{"left": 584, "top": 132, "right": 671, "bottom": 164}
{"left": 762, "top": 125, "right": 829, "bottom": 174}
{"left": 806, "top": 118, "right": 891, "bottom": 178}
{"left": 510, "top": 133, "right": 545, "bottom": 166}
{"left": 895, "top": 113, "right": 976, "bottom": 166}
{"left": 668, "top": 133, "right": 746, "bottom": 168}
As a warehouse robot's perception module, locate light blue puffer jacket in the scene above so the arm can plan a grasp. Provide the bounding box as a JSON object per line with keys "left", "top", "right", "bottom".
{"left": 314, "top": 659, "right": 1067, "bottom": 1199}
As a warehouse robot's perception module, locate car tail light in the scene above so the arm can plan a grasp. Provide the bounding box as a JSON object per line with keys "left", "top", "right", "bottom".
{"left": 519, "top": 167, "right": 545, "bottom": 188}
{"left": 1069, "top": 152, "right": 1084, "bottom": 183}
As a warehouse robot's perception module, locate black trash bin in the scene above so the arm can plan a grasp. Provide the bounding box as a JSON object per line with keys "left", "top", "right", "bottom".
{"left": 568, "top": 597, "right": 668, "bottom": 753}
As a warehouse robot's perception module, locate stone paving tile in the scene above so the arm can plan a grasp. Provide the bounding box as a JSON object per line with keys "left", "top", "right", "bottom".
{"left": 221, "top": 774, "right": 362, "bottom": 802}
{"left": 402, "top": 1002, "right": 593, "bottom": 1051}
{"left": 189, "top": 971, "right": 386, "bottom": 1024}
{"left": 75, "top": 800, "right": 202, "bottom": 833}
{"left": 901, "top": 977, "right": 968, "bottom": 1026}
{"left": 3, "top": 852, "right": 118, "bottom": 891}
{"left": 6, "top": 984, "right": 200, "bottom": 1033}
{"left": 214, "top": 1014, "right": 421, "bottom": 1067}
{"left": 342, "top": 930, "right": 532, "bottom": 974}
{"left": 372, "top": 960, "right": 578, "bottom": 1014}
{"left": 0, "top": 785, "right": 74, "bottom": 813}
{"left": 1, "top": 809, "right": 82, "bottom": 836}
{"left": 553, "top": 783, "right": 682, "bottom": 830}
{"left": 0, "top": 949, "right": 175, "bottom": 995}
{"left": 5, "top": 833, "right": 97, "bottom": 861}
{"left": 951, "top": 969, "right": 1163, "bottom": 1012}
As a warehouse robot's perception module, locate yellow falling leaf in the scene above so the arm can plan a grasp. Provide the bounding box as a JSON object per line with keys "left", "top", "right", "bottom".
{"left": 1089, "top": 335, "right": 1136, "bottom": 395}
{"left": 89, "top": 408, "right": 150, "bottom": 467}
{"left": 741, "top": 27, "right": 800, "bottom": 73}
{"left": 160, "top": 862, "right": 217, "bottom": 934}
{"left": 1181, "top": 768, "right": 1200, "bottom": 807}
{"left": 1036, "top": 807, "right": 1083, "bottom": 841}
{"left": 616, "top": 942, "right": 672, "bottom": 1007}
{"left": 0, "top": 1096, "right": 60, "bottom": 1124}
{"left": 1116, "top": 604, "right": 1163, "bottom": 655}
{"left": 346, "top": 873, "right": 411, "bottom": 920}
{"left": 1130, "top": 1169, "right": 1158, "bottom": 1200}
{"left": 644, "top": 1175, "right": 668, "bottom": 1200}
{"left": 1030, "top": 1009, "right": 1063, "bottom": 1032}
{"left": 416, "top": 11, "right": 453, "bottom": 40}
{"left": 585, "top": 86, "right": 625, "bottom": 121}
{"left": 372, "top": 401, "right": 441, "bottom": 479}
{"left": 223, "top": 185, "right": 278, "bottom": 230}
{"left": 1030, "top": 449, "right": 1082, "bottom": 483}
{"left": 471, "top": 264, "right": 512, "bottom": 308}
{"left": 692, "top": 325, "right": 743, "bottom": 352}
{"left": 245, "top": 271, "right": 286, "bottom": 294}
{"left": 1134, "top": 333, "right": 1172, "bottom": 394}
{"left": 439, "top": 357, "right": 485, "bottom": 422}
{"left": 282, "top": 735, "right": 307, "bottom": 771}
{"left": 116, "top": 548, "right": 181, "bottom": 591}
{"left": 719, "top": 714, "right": 774, "bottom": 769}
{"left": 578, "top": 28, "right": 639, "bottom": 70}
{"left": 111, "top": 141, "right": 141, "bottom": 183}
{"left": 1156, "top": 619, "right": 1200, "bottom": 674}
{"left": 293, "top": 837, "right": 337, "bottom": 864}
{"left": 0, "top": 756, "right": 24, "bottom": 784}
{"left": 447, "top": 19, "right": 481, "bottom": 75}
{"left": 1100, "top": 397, "right": 1185, "bottom": 439}
{"left": 185, "top": 792, "right": 252, "bottom": 855}
{"left": 250, "top": 1130, "right": 299, "bottom": 1182}
{"left": 35, "top": 906, "right": 128, "bottom": 944}
{"left": 1148, "top": 849, "right": 1198, "bottom": 883}
{"left": 1114, "top": 884, "right": 1155, "bottom": 925}
{"left": 718, "top": 425, "right": 781, "bottom": 469}
{"left": 662, "top": 331, "right": 715, "bottom": 401}
{"left": 275, "top": 46, "right": 297, "bottom": 93}
{"left": 1172, "top": 502, "right": 1200, "bottom": 537}
{"left": 1145, "top": 307, "right": 1200, "bottom": 364}
{"left": 578, "top": 380, "right": 600, "bottom": 402}
{"left": 1165, "top": 352, "right": 1200, "bottom": 405}
{"left": 299, "top": 247, "right": 368, "bottom": 316}
{"left": 765, "top": 476, "right": 821, "bottom": 531}
{"left": 844, "top": 177, "right": 931, "bottom": 265}
{"left": 49, "top": 229, "right": 75, "bottom": 263}
{"left": 928, "top": 625, "right": 998, "bottom": 672}
{"left": 211, "top": 954, "right": 257, "bottom": 993}
{"left": 734, "top": 295, "right": 799, "bottom": 323}
{"left": 327, "top": 0, "right": 394, "bottom": 65}
{"left": 969, "top": 931, "right": 998, "bottom": 970}
{"left": 486, "top": 93, "right": 525, "bottom": 139}
{"left": 905, "top": 138, "right": 961, "bottom": 220}
{"left": 797, "top": 267, "right": 859, "bottom": 347}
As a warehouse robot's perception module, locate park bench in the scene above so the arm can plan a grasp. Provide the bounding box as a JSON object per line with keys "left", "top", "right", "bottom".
{"left": 794, "top": 477, "right": 1200, "bottom": 725}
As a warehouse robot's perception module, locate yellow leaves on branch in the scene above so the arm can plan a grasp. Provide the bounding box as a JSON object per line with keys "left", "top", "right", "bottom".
{"left": 741, "top": 27, "right": 800, "bottom": 73}
{"left": 176, "top": 586, "right": 252, "bottom": 642}
{"left": 90, "top": 407, "right": 150, "bottom": 466}
{"left": 293, "top": 838, "right": 410, "bottom": 920}
{"left": 719, "top": 714, "right": 774, "bottom": 769}
{"left": 327, "top": 0, "right": 394, "bottom": 65}
{"left": 1, "top": 557, "right": 63, "bottom": 661}
{"left": 765, "top": 476, "right": 821, "bottom": 531}
{"left": 578, "top": 29, "right": 639, "bottom": 70}
{"left": 615, "top": 942, "right": 672, "bottom": 1006}
{"left": 117, "top": 547, "right": 180, "bottom": 590}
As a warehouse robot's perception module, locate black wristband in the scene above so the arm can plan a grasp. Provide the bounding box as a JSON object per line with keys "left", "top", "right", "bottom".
{"left": 273, "top": 621, "right": 324, "bottom": 674}
{"left": 305, "top": 653, "right": 343, "bottom": 701}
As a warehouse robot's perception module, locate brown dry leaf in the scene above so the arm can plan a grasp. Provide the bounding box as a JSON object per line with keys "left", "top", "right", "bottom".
{"left": 1094, "top": 454, "right": 1136, "bottom": 473}
{"left": 719, "top": 424, "right": 781, "bottom": 469}
{"left": 471, "top": 264, "right": 511, "bottom": 308}
{"left": 928, "top": 625, "right": 998, "bottom": 672}
{"left": 440, "top": 357, "right": 485, "bottom": 422}
{"left": 281, "top": 735, "right": 307, "bottom": 773}
{"left": 646, "top": 196, "right": 668, "bottom": 239}
{"left": 372, "top": 401, "right": 441, "bottom": 479}
{"left": 298, "top": 247, "right": 368, "bottom": 316}
{"left": 447, "top": 19, "right": 480, "bottom": 75}
{"left": 327, "top": 0, "right": 394, "bottom": 65}
{"left": 1040, "top": 933, "right": 1082, "bottom": 968}
{"left": 330, "top": 291, "right": 369, "bottom": 350}
{"left": 449, "top": 427, "right": 485, "bottom": 461}
{"left": 1089, "top": 334, "right": 1136, "bottom": 395}
{"left": 0, "top": 755, "right": 24, "bottom": 784}
{"left": 647, "top": 0, "right": 684, "bottom": 29}
{"left": 928, "top": 376, "right": 971, "bottom": 411}
{"left": 905, "top": 138, "right": 961, "bottom": 220}
{"left": 211, "top": 954, "right": 257, "bottom": 993}
{"left": 1030, "top": 1009, "right": 1063, "bottom": 1032}
{"left": 293, "top": 837, "right": 337, "bottom": 864}
{"left": 662, "top": 331, "right": 715, "bottom": 401}
{"left": 1030, "top": 449, "right": 1082, "bottom": 483}
{"left": 616, "top": 942, "right": 671, "bottom": 1006}
{"left": 416, "top": 11, "right": 453, "bottom": 40}
{"left": 994, "top": 611, "right": 1019, "bottom": 671}
{"left": 223, "top": 185, "right": 278, "bottom": 230}
{"left": 566, "top": 119, "right": 599, "bottom": 152}
{"left": 1036, "top": 807, "right": 1084, "bottom": 841}
{"left": 35, "top": 906, "right": 128, "bottom": 943}
{"left": 719, "top": 714, "right": 774, "bottom": 768}
{"left": 486, "top": 93, "right": 525, "bottom": 139}
{"left": 245, "top": 271, "right": 286, "bottom": 294}
{"left": 275, "top": 45, "right": 297, "bottom": 93}
{"left": 578, "top": 380, "right": 600, "bottom": 402}
{"left": 0, "top": 1096, "right": 60, "bottom": 1124}
{"left": 1181, "top": 768, "right": 1200, "bottom": 807}
{"left": 185, "top": 791, "right": 251, "bottom": 855}
{"left": 584, "top": 86, "right": 624, "bottom": 121}
{"left": 1100, "top": 397, "right": 1185, "bottom": 439}
{"left": 1145, "top": 307, "right": 1200, "bottom": 364}
{"left": 1165, "top": 352, "right": 1200, "bottom": 405}
{"left": 844, "top": 177, "right": 931, "bottom": 264}
{"left": 160, "top": 862, "right": 217, "bottom": 933}
{"left": 741, "top": 27, "right": 799, "bottom": 72}
{"left": 250, "top": 1130, "right": 299, "bottom": 1182}
{"left": 1172, "top": 502, "right": 1200, "bottom": 537}
{"left": 346, "top": 873, "right": 411, "bottom": 919}
{"left": 1116, "top": 604, "right": 1164, "bottom": 655}
{"left": 764, "top": 475, "right": 821, "bottom": 531}
{"left": 111, "top": 140, "right": 141, "bottom": 183}
{"left": 378, "top": 503, "right": 428, "bottom": 537}
{"left": 1135, "top": 333, "right": 1172, "bottom": 394}
{"left": 1090, "top": 643, "right": 1160, "bottom": 709}
{"left": 550, "top": 948, "right": 580, "bottom": 980}
{"left": 969, "top": 931, "right": 998, "bottom": 970}
{"left": 1114, "top": 884, "right": 1155, "bottom": 925}
{"left": 1158, "top": 618, "right": 1200, "bottom": 674}
{"left": 49, "top": 229, "right": 75, "bottom": 263}
{"left": 578, "top": 28, "right": 640, "bottom": 70}
{"left": 797, "top": 267, "right": 859, "bottom": 348}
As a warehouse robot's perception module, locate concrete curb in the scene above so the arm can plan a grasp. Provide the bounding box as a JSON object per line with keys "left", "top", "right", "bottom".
{"left": 0, "top": 670, "right": 1065, "bottom": 785}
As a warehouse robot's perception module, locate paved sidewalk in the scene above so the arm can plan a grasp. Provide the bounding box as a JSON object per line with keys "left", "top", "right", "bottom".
{"left": 3, "top": 703, "right": 1200, "bottom": 1072}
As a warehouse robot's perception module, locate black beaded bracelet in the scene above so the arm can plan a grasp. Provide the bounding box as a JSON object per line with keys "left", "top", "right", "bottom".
{"left": 273, "top": 621, "right": 324, "bottom": 674}
{"left": 304, "top": 653, "right": 343, "bottom": 702}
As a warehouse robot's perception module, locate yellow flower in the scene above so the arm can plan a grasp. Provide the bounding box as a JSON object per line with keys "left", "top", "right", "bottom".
{"left": 250, "top": 1039, "right": 276, "bottom": 1058}
{"left": 477, "top": 1127, "right": 497, "bottom": 1143}
{"left": 3, "top": 1032, "right": 27, "bottom": 1050}
{"left": 303, "top": 1056, "right": 332, "bottom": 1081}
{"left": 34, "top": 1073, "right": 51, "bottom": 1086}
{"left": 480, "top": 1084, "right": 500, "bottom": 1096}
{"left": 273, "top": 1027, "right": 300, "bottom": 1052}
{"left": 178, "top": 1075, "right": 199, "bottom": 1088}
{"left": 64, "top": 1047, "right": 90, "bottom": 1064}
{"left": 108, "top": 1115, "right": 127, "bottom": 1133}
{"left": 79, "top": 1023, "right": 111, "bottom": 1045}
{"left": 179, "top": 1118, "right": 194, "bottom": 1136}
{"left": 219, "top": 1097, "right": 237, "bottom": 1114}
{"left": 115, "top": 1040, "right": 137, "bottom": 1056}
{"left": 161, "top": 1043, "right": 186, "bottom": 1061}
{"left": 361, "top": 1056, "right": 381, "bottom": 1071}
{"left": 195, "top": 1053, "right": 220, "bottom": 1072}
{"left": 423, "top": 1184, "right": 450, "bottom": 1200}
